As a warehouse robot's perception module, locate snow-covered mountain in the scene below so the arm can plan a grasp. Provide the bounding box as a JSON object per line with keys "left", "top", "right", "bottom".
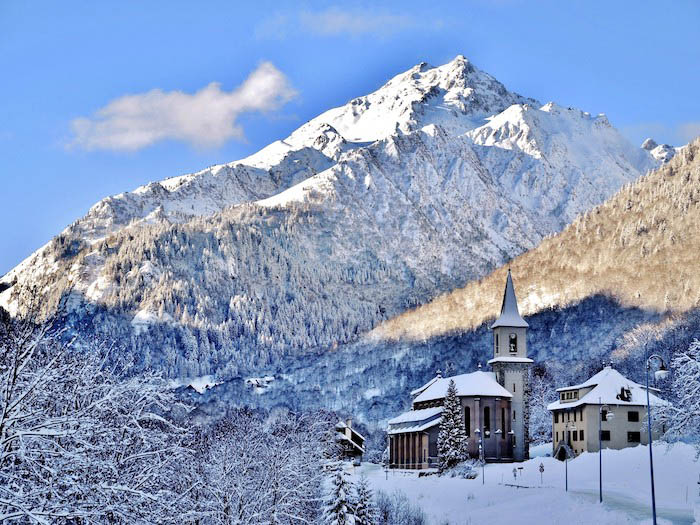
{"left": 0, "top": 55, "right": 663, "bottom": 381}
{"left": 200, "top": 140, "right": 700, "bottom": 428}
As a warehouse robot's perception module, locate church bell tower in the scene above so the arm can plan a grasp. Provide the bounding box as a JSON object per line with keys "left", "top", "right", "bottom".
{"left": 488, "top": 269, "right": 533, "bottom": 461}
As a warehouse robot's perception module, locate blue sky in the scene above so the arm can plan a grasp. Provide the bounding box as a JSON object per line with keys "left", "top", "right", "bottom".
{"left": 1, "top": 0, "right": 699, "bottom": 274}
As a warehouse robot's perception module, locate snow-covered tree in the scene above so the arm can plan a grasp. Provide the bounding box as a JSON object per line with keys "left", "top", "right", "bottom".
{"left": 437, "top": 379, "right": 469, "bottom": 472}
{"left": 324, "top": 462, "right": 354, "bottom": 525}
{"left": 529, "top": 368, "right": 557, "bottom": 444}
{"left": 193, "top": 409, "right": 329, "bottom": 524}
{"left": 353, "top": 475, "right": 377, "bottom": 525}
{"left": 0, "top": 317, "right": 195, "bottom": 523}
{"left": 658, "top": 339, "right": 700, "bottom": 455}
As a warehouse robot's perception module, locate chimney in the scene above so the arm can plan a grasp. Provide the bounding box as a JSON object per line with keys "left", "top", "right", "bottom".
{"left": 346, "top": 418, "right": 352, "bottom": 429}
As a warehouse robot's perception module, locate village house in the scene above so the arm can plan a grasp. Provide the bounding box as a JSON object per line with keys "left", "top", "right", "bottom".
{"left": 548, "top": 365, "right": 668, "bottom": 459}
{"left": 387, "top": 270, "right": 533, "bottom": 468}
{"left": 335, "top": 418, "right": 365, "bottom": 464}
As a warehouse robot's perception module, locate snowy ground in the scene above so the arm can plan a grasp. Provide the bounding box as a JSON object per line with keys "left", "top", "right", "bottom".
{"left": 353, "top": 443, "right": 699, "bottom": 524}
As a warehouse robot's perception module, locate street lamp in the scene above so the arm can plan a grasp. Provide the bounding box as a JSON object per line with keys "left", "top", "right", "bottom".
{"left": 474, "top": 427, "right": 484, "bottom": 485}
{"left": 564, "top": 421, "right": 577, "bottom": 492}
{"left": 598, "top": 399, "right": 614, "bottom": 503}
{"left": 646, "top": 354, "right": 669, "bottom": 525}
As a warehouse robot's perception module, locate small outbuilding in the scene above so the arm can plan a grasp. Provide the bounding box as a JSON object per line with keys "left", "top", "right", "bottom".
{"left": 335, "top": 418, "right": 365, "bottom": 464}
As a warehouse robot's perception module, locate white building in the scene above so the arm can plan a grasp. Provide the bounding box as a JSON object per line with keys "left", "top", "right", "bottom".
{"left": 547, "top": 365, "right": 668, "bottom": 459}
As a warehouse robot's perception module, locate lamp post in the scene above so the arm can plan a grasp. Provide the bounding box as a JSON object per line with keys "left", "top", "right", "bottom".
{"left": 474, "top": 428, "right": 484, "bottom": 484}
{"left": 598, "top": 399, "right": 614, "bottom": 503}
{"left": 645, "top": 354, "right": 669, "bottom": 525}
{"left": 564, "top": 421, "right": 577, "bottom": 492}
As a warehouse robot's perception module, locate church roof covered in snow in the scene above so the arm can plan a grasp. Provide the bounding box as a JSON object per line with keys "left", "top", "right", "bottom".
{"left": 412, "top": 370, "right": 512, "bottom": 404}
{"left": 547, "top": 366, "right": 669, "bottom": 410}
{"left": 491, "top": 269, "right": 528, "bottom": 329}
{"left": 387, "top": 406, "right": 443, "bottom": 434}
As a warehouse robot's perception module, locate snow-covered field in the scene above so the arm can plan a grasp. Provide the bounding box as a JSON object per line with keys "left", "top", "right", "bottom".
{"left": 354, "top": 443, "right": 699, "bottom": 524}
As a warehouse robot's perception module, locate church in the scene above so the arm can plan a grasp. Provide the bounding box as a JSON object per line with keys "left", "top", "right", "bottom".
{"left": 387, "top": 270, "right": 532, "bottom": 468}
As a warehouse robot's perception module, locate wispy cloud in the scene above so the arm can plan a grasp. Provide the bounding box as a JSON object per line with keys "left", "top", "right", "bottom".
{"left": 257, "top": 7, "right": 443, "bottom": 39}
{"left": 69, "top": 62, "right": 297, "bottom": 151}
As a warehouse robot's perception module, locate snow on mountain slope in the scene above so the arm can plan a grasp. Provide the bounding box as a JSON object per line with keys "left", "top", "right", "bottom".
{"left": 0, "top": 55, "right": 665, "bottom": 382}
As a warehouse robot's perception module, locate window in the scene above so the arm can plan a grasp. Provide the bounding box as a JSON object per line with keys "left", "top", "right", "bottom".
{"left": 464, "top": 407, "right": 471, "bottom": 437}
{"left": 574, "top": 411, "right": 577, "bottom": 422}
{"left": 627, "top": 432, "right": 641, "bottom": 443}
{"left": 579, "top": 430, "right": 584, "bottom": 441}
{"left": 567, "top": 411, "right": 570, "bottom": 422}
{"left": 495, "top": 333, "right": 499, "bottom": 354}
{"left": 501, "top": 407, "right": 506, "bottom": 438}
{"left": 513, "top": 383, "right": 516, "bottom": 393}
{"left": 555, "top": 431, "right": 559, "bottom": 442}
{"left": 509, "top": 333, "right": 517, "bottom": 353}
{"left": 554, "top": 412, "right": 559, "bottom": 424}
{"left": 484, "top": 406, "right": 491, "bottom": 433}
{"left": 574, "top": 391, "right": 578, "bottom": 399}
{"left": 513, "top": 410, "right": 516, "bottom": 421}
{"left": 601, "top": 430, "right": 611, "bottom": 441}
{"left": 628, "top": 411, "right": 639, "bottom": 422}
{"left": 572, "top": 431, "right": 577, "bottom": 442}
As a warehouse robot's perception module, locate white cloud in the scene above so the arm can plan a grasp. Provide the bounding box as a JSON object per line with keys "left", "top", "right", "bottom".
{"left": 300, "top": 7, "right": 417, "bottom": 36}
{"left": 69, "top": 62, "right": 297, "bottom": 151}
{"left": 257, "top": 7, "right": 443, "bottom": 39}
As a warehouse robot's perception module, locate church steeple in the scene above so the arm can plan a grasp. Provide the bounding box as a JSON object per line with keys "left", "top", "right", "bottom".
{"left": 488, "top": 269, "right": 532, "bottom": 462}
{"left": 491, "top": 269, "right": 528, "bottom": 329}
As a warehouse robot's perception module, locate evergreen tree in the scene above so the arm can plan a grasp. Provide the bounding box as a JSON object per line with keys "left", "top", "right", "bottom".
{"left": 437, "top": 379, "right": 469, "bottom": 472}
{"left": 324, "top": 463, "right": 355, "bottom": 525}
{"left": 353, "top": 475, "right": 377, "bottom": 525}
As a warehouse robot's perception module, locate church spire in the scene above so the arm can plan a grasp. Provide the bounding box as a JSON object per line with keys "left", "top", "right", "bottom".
{"left": 491, "top": 269, "right": 528, "bottom": 329}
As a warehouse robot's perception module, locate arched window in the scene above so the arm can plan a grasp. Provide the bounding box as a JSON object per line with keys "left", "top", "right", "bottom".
{"left": 464, "top": 406, "right": 471, "bottom": 436}
{"left": 495, "top": 333, "right": 499, "bottom": 354}
{"left": 484, "top": 406, "right": 491, "bottom": 433}
{"left": 501, "top": 407, "right": 506, "bottom": 438}
{"left": 509, "top": 333, "right": 517, "bottom": 353}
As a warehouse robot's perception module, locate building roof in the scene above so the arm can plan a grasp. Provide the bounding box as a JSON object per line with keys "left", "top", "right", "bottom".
{"left": 335, "top": 420, "right": 365, "bottom": 441}
{"left": 388, "top": 406, "right": 443, "bottom": 425}
{"left": 547, "top": 366, "right": 669, "bottom": 411}
{"left": 491, "top": 269, "right": 529, "bottom": 329}
{"left": 336, "top": 433, "right": 365, "bottom": 453}
{"left": 487, "top": 356, "right": 534, "bottom": 365}
{"left": 410, "top": 375, "right": 440, "bottom": 397}
{"left": 387, "top": 406, "right": 443, "bottom": 435}
{"left": 412, "top": 370, "right": 512, "bottom": 404}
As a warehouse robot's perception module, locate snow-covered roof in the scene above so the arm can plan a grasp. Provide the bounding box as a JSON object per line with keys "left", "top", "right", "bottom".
{"left": 387, "top": 407, "right": 443, "bottom": 435}
{"left": 413, "top": 371, "right": 512, "bottom": 404}
{"left": 491, "top": 270, "right": 528, "bottom": 328}
{"left": 388, "top": 406, "right": 443, "bottom": 425}
{"left": 547, "top": 366, "right": 669, "bottom": 411}
{"left": 487, "top": 356, "right": 534, "bottom": 365}
{"left": 335, "top": 421, "right": 365, "bottom": 441}
{"left": 388, "top": 418, "right": 442, "bottom": 435}
{"left": 410, "top": 376, "right": 440, "bottom": 397}
{"left": 336, "top": 433, "right": 365, "bottom": 453}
